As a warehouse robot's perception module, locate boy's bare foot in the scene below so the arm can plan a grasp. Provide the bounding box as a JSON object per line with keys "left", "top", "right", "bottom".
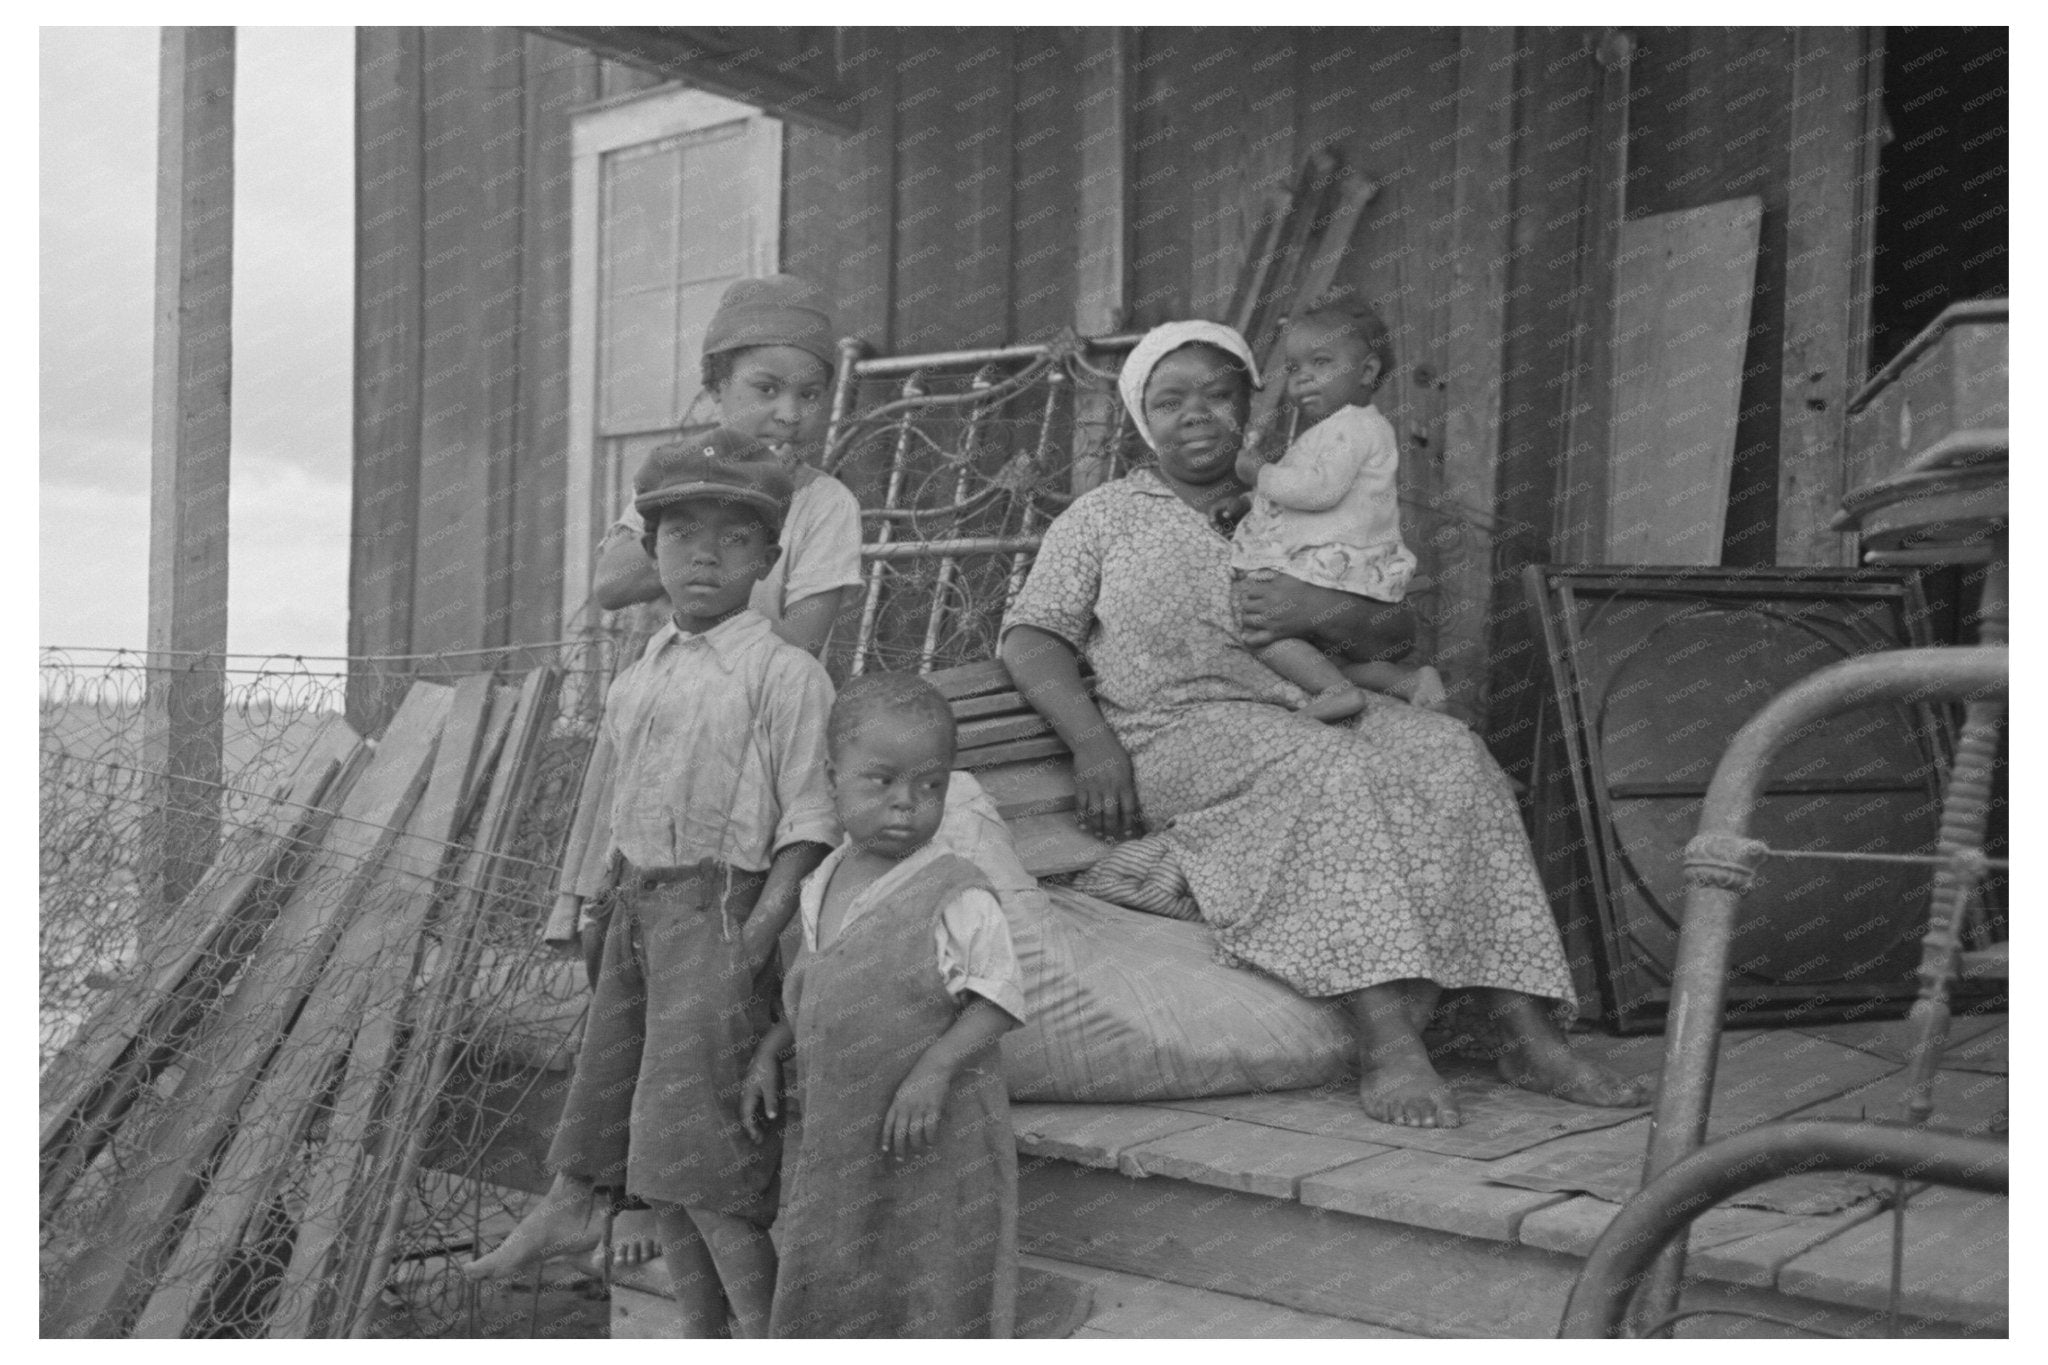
{"left": 1303, "top": 684, "right": 1370, "bottom": 723}
{"left": 462, "top": 1174, "right": 606, "bottom": 1281}
{"left": 589, "top": 1207, "right": 663, "bottom": 1275}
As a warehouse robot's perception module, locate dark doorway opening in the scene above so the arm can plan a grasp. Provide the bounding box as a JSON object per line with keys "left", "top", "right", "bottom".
{"left": 1867, "top": 27, "right": 2007, "bottom": 374}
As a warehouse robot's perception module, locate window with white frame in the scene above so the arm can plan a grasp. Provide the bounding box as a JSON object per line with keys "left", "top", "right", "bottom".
{"left": 562, "top": 85, "right": 782, "bottom": 625}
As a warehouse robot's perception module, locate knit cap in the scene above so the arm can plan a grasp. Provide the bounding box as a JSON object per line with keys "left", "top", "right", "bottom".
{"left": 701, "top": 273, "right": 836, "bottom": 370}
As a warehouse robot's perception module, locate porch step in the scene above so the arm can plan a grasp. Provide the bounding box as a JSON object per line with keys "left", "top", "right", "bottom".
{"left": 1024, "top": 1255, "right": 1424, "bottom": 1338}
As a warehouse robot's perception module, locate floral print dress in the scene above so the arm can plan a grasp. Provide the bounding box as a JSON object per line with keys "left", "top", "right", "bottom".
{"left": 1002, "top": 468, "right": 1576, "bottom": 1006}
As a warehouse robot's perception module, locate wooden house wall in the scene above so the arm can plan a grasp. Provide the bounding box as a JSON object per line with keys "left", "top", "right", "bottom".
{"left": 353, "top": 25, "right": 1842, "bottom": 731}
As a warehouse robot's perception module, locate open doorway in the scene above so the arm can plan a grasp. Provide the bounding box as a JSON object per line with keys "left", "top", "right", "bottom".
{"left": 1867, "top": 27, "right": 2007, "bottom": 373}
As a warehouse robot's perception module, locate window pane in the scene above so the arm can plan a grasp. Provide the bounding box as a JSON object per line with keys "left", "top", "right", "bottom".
{"left": 599, "top": 287, "right": 680, "bottom": 434}
{"left": 676, "top": 125, "right": 751, "bottom": 283}
{"left": 602, "top": 143, "right": 682, "bottom": 298}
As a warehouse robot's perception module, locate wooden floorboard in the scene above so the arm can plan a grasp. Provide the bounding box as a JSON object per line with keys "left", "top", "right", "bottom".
{"left": 1025, "top": 1254, "right": 1425, "bottom": 1338}
{"left": 1776, "top": 1185, "right": 2008, "bottom": 1329}
{"left": 1012, "top": 1102, "right": 1212, "bottom": 1169}
{"left": 1116, "top": 1118, "right": 1393, "bottom": 1200}
{"left": 1300, "top": 1147, "right": 1569, "bottom": 1242}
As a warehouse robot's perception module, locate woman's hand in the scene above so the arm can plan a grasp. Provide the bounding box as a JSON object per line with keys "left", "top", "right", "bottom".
{"left": 1073, "top": 732, "right": 1142, "bottom": 841}
{"left": 881, "top": 1055, "right": 953, "bottom": 1156}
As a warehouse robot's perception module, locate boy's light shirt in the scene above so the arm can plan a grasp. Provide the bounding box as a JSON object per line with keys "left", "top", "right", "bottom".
{"left": 596, "top": 608, "right": 837, "bottom": 872}
{"left": 795, "top": 837, "right": 1028, "bottom": 1025}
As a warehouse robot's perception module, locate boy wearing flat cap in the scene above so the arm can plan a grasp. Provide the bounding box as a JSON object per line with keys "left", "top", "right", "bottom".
{"left": 485, "top": 433, "right": 836, "bottom": 1336}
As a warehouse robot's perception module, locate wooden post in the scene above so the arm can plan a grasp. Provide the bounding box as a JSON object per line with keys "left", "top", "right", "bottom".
{"left": 348, "top": 27, "right": 424, "bottom": 732}
{"left": 1071, "top": 28, "right": 1131, "bottom": 494}
{"left": 1553, "top": 29, "right": 1633, "bottom": 564}
{"left": 1776, "top": 27, "right": 1885, "bottom": 567}
{"left": 143, "top": 26, "right": 235, "bottom": 914}
{"left": 1436, "top": 29, "right": 1517, "bottom": 723}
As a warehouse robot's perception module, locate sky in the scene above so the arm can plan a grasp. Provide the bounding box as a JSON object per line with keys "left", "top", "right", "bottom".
{"left": 40, "top": 26, "right": 354, "bottom": 659}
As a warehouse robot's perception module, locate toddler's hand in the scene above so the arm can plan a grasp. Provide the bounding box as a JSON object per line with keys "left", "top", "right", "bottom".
{"left": 739, "top": 1052, "right": 780, "bottom": 1142}
{"left": 881, "top": 1059, "right": 952, "bottom": 1157}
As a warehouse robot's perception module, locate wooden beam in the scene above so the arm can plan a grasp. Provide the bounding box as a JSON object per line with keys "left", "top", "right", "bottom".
{"left": 1776, "top": 27, "right": 1885, "bottom": 567}
{"left": 1073, "top": 28, "right": 1131, "bottom": 337}
{"left": 143, "top": 26, "right": 235, "bottom": 913}
{"left": 1434, "top": 29, "right": 1517, "bottom": 721}
{"left": 348, "top": 27, "right": 424, "bottom": 733}
{"left": 529, "top": 26, "right": 857, "bottom": 135}
{"left": 1553, "top": 29, "right": 1634, "bottom": 564}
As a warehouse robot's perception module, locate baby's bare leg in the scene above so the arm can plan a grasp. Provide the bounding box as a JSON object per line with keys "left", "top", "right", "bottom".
{"left": 683, "top": 1206, "right": 777, "bottom": 1338}
{"left": 1255, "top": 638, "right": 1368, "bottom": 722}
{"left": 1339, "top": 659, "right": 1448, "bottom": 711}
{"left": 650, "top": 1203, "right": 734, "bottom": 1336}
{"left": 1343, "top": 980, "right": 1460, "bottom": 1128}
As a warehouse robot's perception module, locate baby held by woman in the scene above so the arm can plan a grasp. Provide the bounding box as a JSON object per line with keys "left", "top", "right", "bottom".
{"left": 1232, "top": 290, "right": 1445, "bottom": 721}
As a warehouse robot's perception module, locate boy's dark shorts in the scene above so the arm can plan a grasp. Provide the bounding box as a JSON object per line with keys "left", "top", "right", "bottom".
{"left": 547, "top": 862, "right": 780, "bottom": 1225}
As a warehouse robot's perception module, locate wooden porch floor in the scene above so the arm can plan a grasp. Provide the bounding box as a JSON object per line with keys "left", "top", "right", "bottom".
{"left": 1010, "top": 1012, "right": 2008, "bottom": 1337}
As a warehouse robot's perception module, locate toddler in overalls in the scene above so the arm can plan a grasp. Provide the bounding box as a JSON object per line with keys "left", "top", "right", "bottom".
{"left": 742, "top": 673, "right": 1026, "bottom": 1337}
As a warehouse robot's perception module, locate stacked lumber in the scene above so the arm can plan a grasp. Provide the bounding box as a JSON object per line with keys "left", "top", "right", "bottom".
{"left": 40, "top": 669, "right": 562, "bottom": 1339}
{"left": 1225, "top": 147, "right": 1382, "bottom": 445}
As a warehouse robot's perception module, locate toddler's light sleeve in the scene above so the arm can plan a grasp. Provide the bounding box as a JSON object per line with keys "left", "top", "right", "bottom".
{"left": 935, "top": 887, "right": 1028, "bottom": 1025}
{"left": 1256, "top": 419, "right": 1370, "bottom": 512}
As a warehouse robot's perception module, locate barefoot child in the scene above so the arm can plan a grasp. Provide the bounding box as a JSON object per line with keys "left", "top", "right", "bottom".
{"left": 479, "top": 438, "right": 836, "bottom": 1335}
{"left": 1231, "top": 291, "right": 1443, "bottom": 721}
{"left": 474, "top": 275, "right": 861, "bottom": 1284}
{"left": 743, "top": 674, "right": 1025, "bottom": 1338}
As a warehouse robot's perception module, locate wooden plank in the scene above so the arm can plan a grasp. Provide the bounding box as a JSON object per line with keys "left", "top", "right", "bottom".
{"left": 1007, "top": 811, "right": 1114, "bottom": 878}
{"left": 1792, "top": 1066, "right": 2008, "bottom": 1137}
{"left": 1008, "top": 29, "right": 1078, "bottom": 343}
{"left": 1776, "top": 28, "right": 1882, "bottom": 567}
{"left": 256, "top": 676, "right": 501, "bottom": 1339}
{"left": 952, "top": 688, "right": 1032, "bottom": 721}
{"left": 1300, "top": 1147, "right": 1570, "bottom": 1242}
{"left": 335, "top": 669, "right": 563, "bottom": 1337}
{"left": 1116, "top": 1119, "right": 1392, "bottom": 1200}
{"left": 1776, "top": 1185, "right": 2007, "bottom": 1329}
{"left": 1690, "top": 1201, "right": 1886, "bottom": 1290}
{"left": 1073, "top": 28, "right": 1131, "bottom": 335}
{"left": 1158, "top": 1073, "right": 1645, "bottom": 1162}
{"left": 348, "top": 27, "right": 424, "bottom": 733}
{"left": 888, "top": 29, "right": 965, "bottom": 353}
{"left": 1604, "top": 196, "right": 1763, "bottom": 564}
{"left": 504, "top": 36, "right": 595, "bottom": 648}
{"left": 956, "top": 710, "right": 1052, "bottom": 750}
{"left": 956, "top": 734, "right": 1070, "bottom": 772}
{"left": 143, "top": 26, "right": 235, "bottom": 911}
{"left": 1791, "top": 1012, "right": 2004, "bottom": 1069}
{"left": 1554, "top": 30, "right": 1634, "bottom": 564}
{"left": 952, "top": 29, "right": 1014, "bottom": 349}
{"left": 1433, "top": 27, "right": 1516, "bottom": 723}
{"left": 923, "top": 657, "right": 1016, "bottom": 701}
{"left": 131, "top": 681, "right": 486, "bottom": 1338}
{"left": 1517, "top": 1194, "right": 1801, "bottom": 1260}
{"left": 43, "top": 686, "right": 451, "bottom": 1340}
{"left": 971, "top": 757, "right": 1078, "bottom": 820}
{"left": 1010, "top": 1102, "right": 1212, "bottom": 1170}
{"left": 1025, "top": 1255, "right": 1418, "bottom": 1339}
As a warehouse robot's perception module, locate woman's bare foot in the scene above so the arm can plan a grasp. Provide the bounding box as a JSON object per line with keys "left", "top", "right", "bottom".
{"left": 1303, "top": 684, "right": 1370, "bottom": 723}
{"left": 1477, "top": 988, "right": 1654, "bottom": 1109}
{"left": 462, "top": 1173, "right": 606, "bottom": 1281}
{"left": 1345, "top": 981, "right": 1462, "bottom": 1127}
{"left": 589, "top": 1207, "right": 663, "bottom": 1276}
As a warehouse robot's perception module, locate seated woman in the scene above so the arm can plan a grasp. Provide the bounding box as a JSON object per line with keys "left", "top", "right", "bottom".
{"left": 999, "top": 320, "right": 1649, "bottom": 1128}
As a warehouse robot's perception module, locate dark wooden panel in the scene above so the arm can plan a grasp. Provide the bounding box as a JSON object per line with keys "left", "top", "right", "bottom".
{"left": 1128, "top": 28, "right": 1191, "bottom": 325}
{"left": 349, "top": 27, "right": 425, "bottom": 729}
{"left": 1628, "top": 29, "right": 1794, "bottom": 568}
{"left": 475, "top": 32, "right": 528, "bottom": 650}
{"left": 782, "top": 30, "right": 899, "bottom": 338}
{"left": 1008, "top": 28, "right": 1079, "bottom": 342}
{"left": 504, "top": 37, "right": 598, "bottom": 647}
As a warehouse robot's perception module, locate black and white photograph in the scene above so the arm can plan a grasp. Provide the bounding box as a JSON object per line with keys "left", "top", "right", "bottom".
{"left": 38, "top": 17, "right": 2012, "bottom": 1340}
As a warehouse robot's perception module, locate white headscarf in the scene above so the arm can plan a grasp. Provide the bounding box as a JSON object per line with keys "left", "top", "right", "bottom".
{"left": 1115, "top": 321, "right": 1261, "bottom": 451}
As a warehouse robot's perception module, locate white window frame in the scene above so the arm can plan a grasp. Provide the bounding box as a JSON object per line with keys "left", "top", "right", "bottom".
{"left": 561, "top": 84, "right": 783, "bottom": 630}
